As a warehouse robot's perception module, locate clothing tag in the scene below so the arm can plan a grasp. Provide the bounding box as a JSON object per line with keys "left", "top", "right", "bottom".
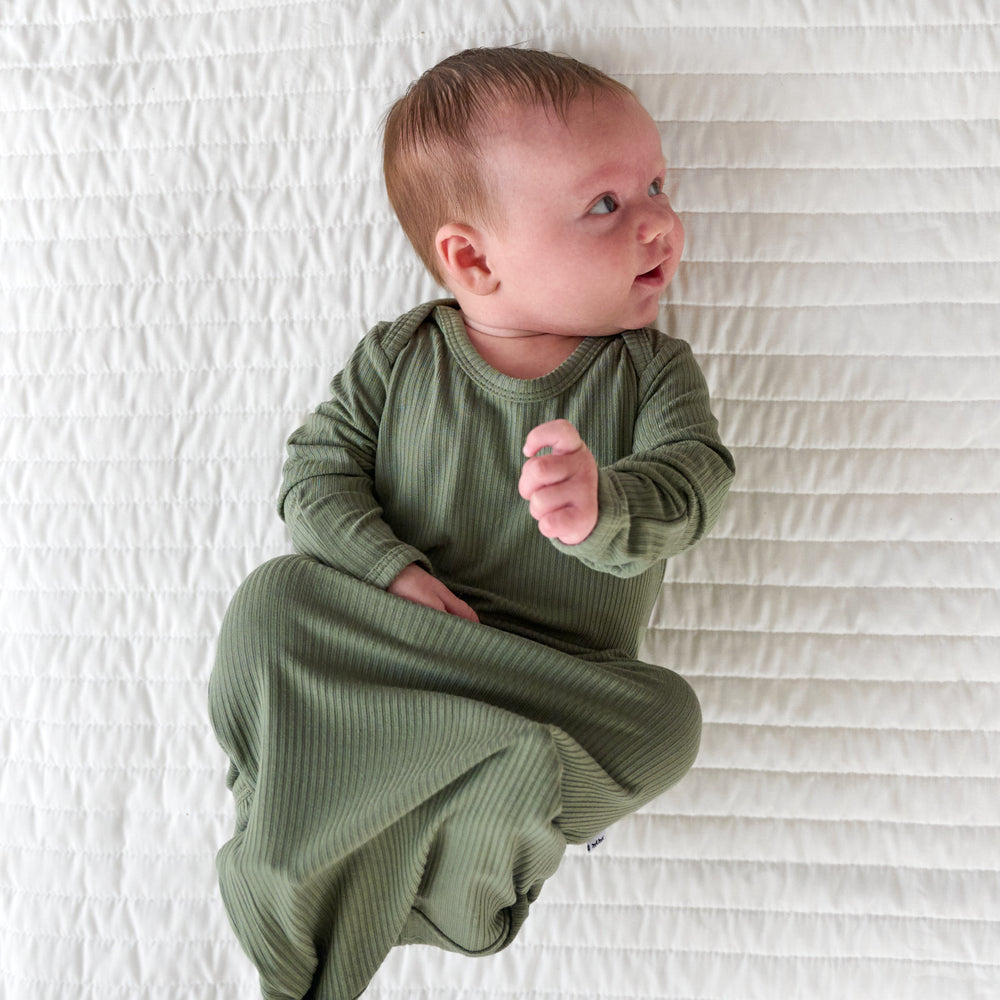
{"left": 586, "top": 829, "right": 608, "bottom": 853}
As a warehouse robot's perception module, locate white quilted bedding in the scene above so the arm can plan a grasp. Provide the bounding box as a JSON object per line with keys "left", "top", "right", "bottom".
{"left": 2, "top": 2, "right": 998, "bottom": 998}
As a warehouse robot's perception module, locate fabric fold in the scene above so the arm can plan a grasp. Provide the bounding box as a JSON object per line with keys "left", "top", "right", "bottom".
{"left": 210, "top": 554, "right": 701, "bottom": 999}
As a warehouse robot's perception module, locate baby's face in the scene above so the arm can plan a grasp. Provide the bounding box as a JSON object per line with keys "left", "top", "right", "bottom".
{"left": 475, "top": 92, "right": 683, "bottom": 337}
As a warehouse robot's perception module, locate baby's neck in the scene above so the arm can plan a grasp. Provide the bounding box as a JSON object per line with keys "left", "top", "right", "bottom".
{"left": 461, "top": 316, "right": 584, "bottom": 380}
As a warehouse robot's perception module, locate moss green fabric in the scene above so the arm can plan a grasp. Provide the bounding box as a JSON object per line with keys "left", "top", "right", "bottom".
{"left": 209, "top": 301, "right": 733, "bottom": 998}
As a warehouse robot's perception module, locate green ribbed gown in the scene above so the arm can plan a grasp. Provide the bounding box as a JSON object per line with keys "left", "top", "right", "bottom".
{"left": 209, "top": 301, "right": 734, "bottom": 999}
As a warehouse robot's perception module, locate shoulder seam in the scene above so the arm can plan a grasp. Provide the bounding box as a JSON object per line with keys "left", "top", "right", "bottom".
{"left": 376, "top": 299, "right": 454, "bottom": 365}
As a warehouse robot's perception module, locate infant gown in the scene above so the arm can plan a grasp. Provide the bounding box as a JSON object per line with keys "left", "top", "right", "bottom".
{"left": 209, "top": 301, "right": 734, "bottom": 999}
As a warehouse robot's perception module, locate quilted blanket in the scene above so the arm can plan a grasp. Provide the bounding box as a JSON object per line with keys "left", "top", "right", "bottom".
{"left": 2, "top": 2, "right": 997, "bottom": 999}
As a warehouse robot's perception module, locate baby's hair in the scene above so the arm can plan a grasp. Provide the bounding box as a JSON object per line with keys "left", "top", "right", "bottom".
{"left": 382, "top": 46, "right": 634, "bottom": 285}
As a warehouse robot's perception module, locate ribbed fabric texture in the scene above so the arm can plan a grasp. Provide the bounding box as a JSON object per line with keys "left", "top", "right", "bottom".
{"left": 209, "top": 302, "right": 732, "bottom": 998}
{"left": 279, "top": 301, "right": 735, "bottom": 657}
{"left": 210, "top": 557, "right": 703, "bottom": 999}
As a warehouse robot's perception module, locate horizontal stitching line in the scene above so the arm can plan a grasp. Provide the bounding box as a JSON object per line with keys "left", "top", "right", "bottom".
{"left": 723, "top": 444, "right": 1000, "bottom": 452}
{"left": 628, "top": 814, "right": 996, "bottom": 831}
{"left": 8, "top": 207, "right": 993, "bottom": 240}
{"left": 0, "top": 542, "right": 277, "bottom": 551}
{"left": 0, "top": 409, "right": 292, "bottom": 420}
{"left": 4, "top": 68, "right": 1000, "bottom": 114}
{"left": 1, "top": 929, "right": 244, "bottom": 949}
{"left": 2, "top": 367, "right": 323, "bottom": 379}
{"left": 0, "top": 178, "right": 364, "bottom": 206}
{"left": 652, "top": 625, "right": 1000, "bottom": 638}
{"left": 2, "top": 128, "right": 997, "bottom": 160}
{"left": 660, "top": 300, "right": 1000, "bottom": 309}
{"left": 0, "top": 632, "right": 214, "bottom": 640}
{"left": 0, "top": 801, "right": 228, "bottom": 818}
{"left": 692, "top": 765, "right": 999, "bottom": 781}
{"left": 4, "top": 210, "right": 999, "bottom": 245}
{"left": 0, "top": 457, "right": 278, "bottom": 466}
{"left": 732, "top": 489, "right": 997, "bottom": 500}
{"left": 0, "top": 314, "right": 352, "bottom": 333}
{"left": 0, "top": 0, "right": 318, "bottom": 30}
{"left": 2, "top": 628, "right": 998, "bottom": 645}
{"left": 701, "top": 351, "right": 1000, "bottom": 359}
{"left": 679, "top": 166, "right": 1000, "bottom": 174}
{"left": 726, "top": 488, "right": 1000, "bottom": 497}
{"left": 661, "top": 118, "right": 1000, "bottom": 126}
{"left": 3, "top": 673, "right": 205, "bottom": 684}
{"left": 2, "top": 587, "right": 238, "bottom": 595}
{"left": 2, "top": 82, "right": 999, "bottom": 116}
{"left": 640, "top": 813, "right": 1000, "bottom": 833}
{"left": 0, "top": 842, "right": 212, "bottom": 860}
{"left": 5, "top": 272, "right": 999, "bottom": 295}
{"left": 3, "top": 84, "right": 371, "bottom": 116}
{"left": 2, "top": 268, "right": 394, "bottom": 290}
{"left": 0, "top": 498, "right": 272, "bottom": 507}
{"left": 0, "top": 133, "right": 368, "bottom": 159}
{"left": 696, "top": 688, "right": 999, "bottom": 700}
{"left": 654, "top": 813, "right": 1000, "bottom": 835}
{"left": 10, "top": 582, "right": 999, "bottom": 596}
{"left": 724, "top": 490, "right": 1000, "bottom": 499}
{"left": 510, "top": 941, "right": 1000, "bottom": 965}
{"left": 4, "top": 758, "right": 217, "bottom": 774}
{"left": 6, "top": 260, "right": 1000, "bottom": 277}
{"left": 718, "top": 396, "right": 1000, "bottom": 403}
{"left": 0, "top": 977, "right": 243, "bottom": 993}
{"left": 695, "top": 722, "right": 1000, "bottom": 736}
{"left": 11, "top": 406, "right": 998, "bottom": 420}
{"left": 3, "top": 14, "right": 998, "bottom": 29}
{"left": 539, "top": 901, "right": 998, "bottom": 925}
{"left": 5, "top": 173, "right": 999, "bottom": 208}
{"left": 0, "top": 633, "right": 227, "bottom": 643}
{"left": 0, "top": 222, "right": 394, "bottom": 246}
{"left": 0, "top": 20, "right": 995, "bottom": 66}
{"left": 2, "top": 718, "right": 205, "bottom": 730}
{"left": 0, "top": 884, "right": 223, "bottom": 905}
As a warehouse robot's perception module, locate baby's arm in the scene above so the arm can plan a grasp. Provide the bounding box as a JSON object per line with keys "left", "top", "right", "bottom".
{"left": 522, "top": 337, "right": 734, "bottom": 578}
{"left": 280, "top": 328, "right": 471, "bottom": 620}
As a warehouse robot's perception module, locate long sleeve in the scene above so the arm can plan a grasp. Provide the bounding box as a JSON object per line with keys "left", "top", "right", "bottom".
{"left": 273, "top": 301, "right": 732, "bottom": 657}
{"left": 552, "top": 335, "right": 734, "bottom": 578}
{"left": 277, "top": 325, "right": 430, "bottom": 589}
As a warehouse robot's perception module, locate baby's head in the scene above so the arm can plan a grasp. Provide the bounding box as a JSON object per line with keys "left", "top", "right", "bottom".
{"left": 382, "top": 47, "right": 634, "bottom": 286}
{"left": 383, "top": 47, "right": 682, "bottom": 338}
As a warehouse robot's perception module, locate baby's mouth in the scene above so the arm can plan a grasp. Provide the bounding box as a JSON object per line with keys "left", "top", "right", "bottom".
{"left": 635, "top": 264, "right": 665, "bottom": 285}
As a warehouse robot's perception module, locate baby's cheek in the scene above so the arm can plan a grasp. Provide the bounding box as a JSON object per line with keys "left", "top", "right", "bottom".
{"left": 672, "top": 213, "right": 686, "bottom": 256}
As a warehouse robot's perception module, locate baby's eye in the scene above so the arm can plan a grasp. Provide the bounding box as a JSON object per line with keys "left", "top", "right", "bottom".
{"left": 589, "top": 195, "right": 618, "bottom": 215}
{"left": 649, "top": 178, "right": 664, "bottom": 197}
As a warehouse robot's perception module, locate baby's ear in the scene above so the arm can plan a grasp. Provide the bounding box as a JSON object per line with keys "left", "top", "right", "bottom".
{"left": 434, "top": 224, "right": 499, "bottom": 296}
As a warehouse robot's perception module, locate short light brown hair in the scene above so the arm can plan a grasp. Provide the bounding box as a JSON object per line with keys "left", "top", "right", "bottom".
{"left": 382, "top": 47, "right": 634, "bottom": 285}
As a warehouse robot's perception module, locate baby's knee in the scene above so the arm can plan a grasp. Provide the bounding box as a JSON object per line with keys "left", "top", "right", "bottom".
{"left": 641, "top": 668, "right": 702, "bottom": 796}
{"left": 670, "top": 672, "right": 702, "bottom": 776}
{"left": 222, "top": 553, "right": 313, "bottom": 630}
{"left": 213, "top": 555, "right": 312, "bottom": 680}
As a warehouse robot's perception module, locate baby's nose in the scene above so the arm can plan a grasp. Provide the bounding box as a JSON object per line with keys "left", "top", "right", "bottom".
{"left": 637, "top": 202, "right": 675, "bottom": 243}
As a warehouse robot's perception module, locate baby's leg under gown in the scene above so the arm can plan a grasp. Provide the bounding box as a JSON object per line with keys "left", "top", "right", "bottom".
{"left": 209, "top": 555, "right": 701, "bottom": 1000}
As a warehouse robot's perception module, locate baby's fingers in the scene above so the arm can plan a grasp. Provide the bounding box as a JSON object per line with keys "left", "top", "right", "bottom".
{"left": 526, "top": 478, "right": 581, "bottom": 522}
{"left": 439, "top": 590, "right": 480, "bottom": 624}
{"left": 522, "top": 418, "right": 584, "bottom": 458}
{"left": 536, "top": 505, "right": 596, "bottom": 546}
{"left": 521, "top": 465, "right": 599, "bottom": 545}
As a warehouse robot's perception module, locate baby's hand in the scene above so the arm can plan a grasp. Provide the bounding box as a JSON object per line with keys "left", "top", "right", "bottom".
{"left": 387, "top": 563, "right": 480, "bottom": 623}
{"left": 519, "top": 419, "right": 599, "bottom": 545}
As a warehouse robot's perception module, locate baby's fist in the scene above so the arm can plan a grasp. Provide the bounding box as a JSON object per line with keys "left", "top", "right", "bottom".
{"left": 519, "top": 419, "right": 598, "bottom": 545}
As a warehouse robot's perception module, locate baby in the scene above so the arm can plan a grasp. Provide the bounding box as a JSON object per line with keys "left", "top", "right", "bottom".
{"left": 210, "top": 46, "right": 734, "bottom": 1000}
